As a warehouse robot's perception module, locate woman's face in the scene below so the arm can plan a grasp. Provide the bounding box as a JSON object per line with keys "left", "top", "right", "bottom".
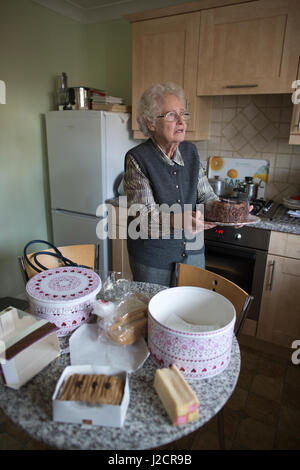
{"left": 147, "top": 94, "right": 187, "bottom": 148}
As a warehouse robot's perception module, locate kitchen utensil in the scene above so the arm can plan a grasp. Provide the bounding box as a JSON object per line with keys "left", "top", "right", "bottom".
{"left": 148, "top": 286, "right": 235, "bottom": 379}
{"left": 208, "top": 176, "right": 226, "bottom": 196}
{"left": 69, "top": 87, "right": 88, "bottom": 110}
{"left": 244, "top": 176, "right": 258, "bottom": 201}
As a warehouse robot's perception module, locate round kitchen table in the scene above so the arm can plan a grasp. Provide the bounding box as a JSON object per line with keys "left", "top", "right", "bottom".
{"left": 0, "top": 282, "right": 240, "bottom": 450}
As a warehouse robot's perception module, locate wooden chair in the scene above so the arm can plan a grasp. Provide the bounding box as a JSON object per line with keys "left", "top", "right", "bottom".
{"left": 175, "top": 263, "right": 254, "bottom": 450}
{"left": 18, "top": 244, "right": 97, "bottom": 283}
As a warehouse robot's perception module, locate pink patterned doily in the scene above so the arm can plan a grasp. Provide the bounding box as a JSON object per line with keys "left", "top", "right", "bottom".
{"left": 26, "top": 267, "right": 101, "bottom": 302}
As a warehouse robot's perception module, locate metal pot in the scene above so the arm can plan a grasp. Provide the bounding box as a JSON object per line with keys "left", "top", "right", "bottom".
{"left": 208, "top": 176, "right": 226, "bottom": 196}
{"left": 244, "top": 176, "right": 258, "bottom": 201}
{"left": 69, "top": 87, "right": 88, "bottom": 109}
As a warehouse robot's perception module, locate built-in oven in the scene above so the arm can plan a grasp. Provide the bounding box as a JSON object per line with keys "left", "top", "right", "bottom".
{"left": 204, "top": 225, "right": 271, "bottom": 321}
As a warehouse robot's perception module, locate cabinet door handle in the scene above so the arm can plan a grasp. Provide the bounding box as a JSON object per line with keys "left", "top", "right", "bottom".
{"left": 224, "top": 84, "right": 258, "bottom": 89}
{"left": 268, "top": 260, "right": 276, "bottom": 291}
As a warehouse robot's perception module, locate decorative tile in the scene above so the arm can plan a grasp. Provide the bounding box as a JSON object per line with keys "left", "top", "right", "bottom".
{"left": 261, "top": 123, "right": 278, "bottom": 142}
{"left": 263, "top": 107, "right": 281, "bottom": 122}
{"left": 239, "top": 143, "right": 257, "bottom": 158}
{"left": 211, "top": 107, "right": 223, "bottom": 122}
{"left": 275, "top": 154, "right": 291, "bottom": 169}
{"left": 232, "top": 113, "right": 248, "bottom": 131}
{"left": 291, "top": 155, "right": 300, "bottom": 169}
{"left": 252, "top": 134, "right": 268, "bottom": 152}
{"left": 222, "top": 108, "right": 236, "bottom": 122}
{"left": 280, "top": 107, "right": 293, "bottom": 123}
{"left": 220, "top": 137, "right": 233, "bottom": 151}
{"left": 288, "top": 169, "right": 300, "bottom": 184}
{"left": 222, "top": 122, "right": 238, "bottom": 140}
{"left": 223, "top": 96, "right": 238, "bottom": 108}
{"left": 243, "top": 103, "right": 259, "bottom": 121}
{"left": 230, "top": 133, "right": 247, "bottom": 151}
{"left": 197, "top": 94, "right": 300, "bottom": 201}
{"left": 252, "top": 113, "right": 269, "bottom": 131}
{"left": 242, "top": 124, "right": 258, "bottom": 140}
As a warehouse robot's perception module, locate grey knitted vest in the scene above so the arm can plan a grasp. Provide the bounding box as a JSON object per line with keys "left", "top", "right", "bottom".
{"left": 125, "top": 138, "right": 203, "bottom": 269}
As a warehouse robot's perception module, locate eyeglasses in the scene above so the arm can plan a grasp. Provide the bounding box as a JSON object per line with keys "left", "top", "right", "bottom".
{"left": 156, "top": 111, "right": 190, "bottom": 122}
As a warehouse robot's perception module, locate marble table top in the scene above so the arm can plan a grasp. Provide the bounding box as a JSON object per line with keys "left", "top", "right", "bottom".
{"left": 0, "top": 282, "right": 241, "bottom": 450}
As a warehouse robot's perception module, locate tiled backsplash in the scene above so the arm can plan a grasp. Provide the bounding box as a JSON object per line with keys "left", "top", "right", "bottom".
{"left": 195, "top": 94, "right": 300, "bottom": 201}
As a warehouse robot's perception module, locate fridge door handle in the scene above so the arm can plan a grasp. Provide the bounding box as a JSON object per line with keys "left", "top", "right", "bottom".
{"left": 53, "top": 208, "right": 98, "bottom": 219}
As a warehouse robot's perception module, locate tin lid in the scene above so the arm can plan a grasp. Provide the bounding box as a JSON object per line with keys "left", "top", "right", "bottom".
{"left": 26, "top": 266, "right": 101, "bottom": 304}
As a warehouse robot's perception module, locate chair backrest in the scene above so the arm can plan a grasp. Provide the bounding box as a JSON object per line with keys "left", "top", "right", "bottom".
{"left": 20, "top": 244, "right": 96, "bottom": 282}
{"left": 175, "top": 263, "right": 253, "bottom": 337}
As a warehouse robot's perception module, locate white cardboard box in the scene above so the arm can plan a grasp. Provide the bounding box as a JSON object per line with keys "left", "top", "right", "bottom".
{"left": 52, "top": 365, "right": 130, "bottom": 427}
{"left": 0, "top": 306, "right": 60, "bottom": 389}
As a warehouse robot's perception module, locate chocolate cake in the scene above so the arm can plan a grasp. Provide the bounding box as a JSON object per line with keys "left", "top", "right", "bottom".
{"left": 204, "top": 198, "right": 249, "bottom": 224}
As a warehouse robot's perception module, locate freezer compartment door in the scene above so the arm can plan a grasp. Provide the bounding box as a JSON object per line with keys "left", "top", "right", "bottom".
{"left": 51, "top": 209, "right": 109, "bottom": 272}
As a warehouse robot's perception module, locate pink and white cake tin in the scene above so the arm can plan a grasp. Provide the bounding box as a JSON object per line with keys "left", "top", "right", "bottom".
{"left": 148, "top": 286, "right": 236, "bottom": 379}
{"left": 26, "top": 267, "right": 101, "bottom": 336}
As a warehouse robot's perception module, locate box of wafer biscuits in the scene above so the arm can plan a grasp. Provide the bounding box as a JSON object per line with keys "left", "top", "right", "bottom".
{"left": 52, "top": 365, "right": 129, "bottom": 427}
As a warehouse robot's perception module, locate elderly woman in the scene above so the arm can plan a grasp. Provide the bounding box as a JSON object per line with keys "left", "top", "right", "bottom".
{"left": 123, "top": 82, "right": 218, "bottom": 287}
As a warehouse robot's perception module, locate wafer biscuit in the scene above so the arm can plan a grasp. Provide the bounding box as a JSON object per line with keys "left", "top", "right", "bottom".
{"left": 58, "top": 374, "right": 125, "bottom": 405}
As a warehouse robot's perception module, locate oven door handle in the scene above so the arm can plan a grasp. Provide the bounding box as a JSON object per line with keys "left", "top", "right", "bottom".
{"left": 268, "top": 260, "right": 276, "bottom": 291}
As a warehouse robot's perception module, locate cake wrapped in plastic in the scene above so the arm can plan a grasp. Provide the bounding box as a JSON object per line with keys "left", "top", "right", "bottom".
{"left": 204, "top": 197, "right": 249, "bottom": 224}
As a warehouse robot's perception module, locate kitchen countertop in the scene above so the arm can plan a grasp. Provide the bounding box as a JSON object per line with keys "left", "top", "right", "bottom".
{"left": 106, "top": 197, "right": 300, "bottom": 236}
{"left": 254, "top": 217, "right": 300, "bottom": 235}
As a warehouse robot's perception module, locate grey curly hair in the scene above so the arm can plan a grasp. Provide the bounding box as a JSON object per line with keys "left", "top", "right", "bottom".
{"left": 136, "top": 82, "right": 185, "bottom": 137}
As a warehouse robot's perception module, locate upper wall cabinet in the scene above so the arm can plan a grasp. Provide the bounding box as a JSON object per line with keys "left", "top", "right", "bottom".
{"left": 197, "top": 0, "right": 300, "bottom": 95}
{"left": 132, "top": 13, "right": 211, "bottom": 141}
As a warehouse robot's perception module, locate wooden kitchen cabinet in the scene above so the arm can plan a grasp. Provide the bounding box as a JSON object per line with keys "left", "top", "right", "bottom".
{"left": 289, "top": 103, "right": 300, "bottom": 144}
{"left": 256, "top": 231, "right": 300, "bottom": 348}
{"left": 131, "top": 12, "right": 211, "bottom": 141}
{"left": 197, "top": 0, "right": 300, "bottom": 95}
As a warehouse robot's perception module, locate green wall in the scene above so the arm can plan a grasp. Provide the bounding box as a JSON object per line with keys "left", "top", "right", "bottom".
{"left": 0, "top": 0, "right": 132, "bottom": 298}
{"left": 87, "top": 20, "right": 132, "bottom": 105}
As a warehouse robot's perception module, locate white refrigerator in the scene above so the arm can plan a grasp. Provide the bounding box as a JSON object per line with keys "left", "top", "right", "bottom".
{"left": 45, "top": 110, "right": 136, "bottom": 272}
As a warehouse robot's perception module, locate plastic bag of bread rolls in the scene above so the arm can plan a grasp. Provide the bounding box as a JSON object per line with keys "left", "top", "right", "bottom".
{"left": 94, "top": 293, "right": 149, "bottom": 345}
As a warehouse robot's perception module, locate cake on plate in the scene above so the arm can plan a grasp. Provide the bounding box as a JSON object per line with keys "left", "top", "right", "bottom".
{"left": 204, "top": 197, "right": 249, "bottom": 224}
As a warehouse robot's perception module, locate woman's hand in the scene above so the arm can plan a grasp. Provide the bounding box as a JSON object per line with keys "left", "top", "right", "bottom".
{"left": 185, "top": 211, "right": 216, "bottom": 232}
